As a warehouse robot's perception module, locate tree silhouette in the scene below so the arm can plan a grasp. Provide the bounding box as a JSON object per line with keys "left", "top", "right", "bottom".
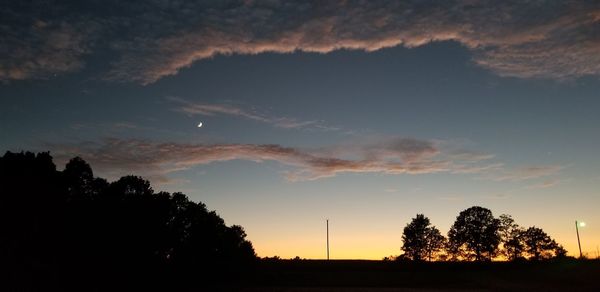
{"left": 0, "top": 151, "right": 256, "bottom": 291}
{"left": 498, "top": 214, "right": 525, "bottom": 260}
{"left": 401, "top": 214, "right": 446, "bottom": 261}
{"left": 521, "top": 227, "right": 566, "bottom": 260}
{"left": 424, "top": 223, "right": 446, "bottom": 261}
{"left": 448, "top": 206, "right": 500, "bottom": 261}
{"left": 64, "top": 156, "right": 95, "bottom": 199}
{"left": 0, "top": 151, "right": 64, "bottom": 290}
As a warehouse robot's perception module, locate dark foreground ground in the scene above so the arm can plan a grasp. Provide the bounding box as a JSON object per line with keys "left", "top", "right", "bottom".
{"left": 232, "top": 259, "right": 600, "bottom": 292}
{"left": 7, "top": 258, "right": 600, "bottom": 291}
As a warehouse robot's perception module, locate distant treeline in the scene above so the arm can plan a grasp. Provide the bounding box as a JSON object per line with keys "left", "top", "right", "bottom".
{"left": 0, "top": 151, "right": 256, "bottom": 291}
{"left": 397, "top": 209, "right": 567, "bottom": 262}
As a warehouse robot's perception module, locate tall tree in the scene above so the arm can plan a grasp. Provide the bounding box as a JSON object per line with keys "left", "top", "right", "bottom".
{"left": 424, "top": 226, "right": 446, "bottom": 261}
{"left": 448, "top": 206, "right": 500, "bottom": 261}
{"left": 497, "top": 214, "right": 524, "bottom": 260}
{"left": 401, "top": 214, "right": 446, "bottom": 261}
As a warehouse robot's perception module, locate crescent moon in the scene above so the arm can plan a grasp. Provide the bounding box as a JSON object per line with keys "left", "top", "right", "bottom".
{"left": 197, "top": 122, "right": 203, "bottom": 128}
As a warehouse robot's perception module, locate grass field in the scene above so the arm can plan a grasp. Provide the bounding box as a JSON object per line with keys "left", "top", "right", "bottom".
{"left": 235, "top": 259, "right": 600, "bottom": 291}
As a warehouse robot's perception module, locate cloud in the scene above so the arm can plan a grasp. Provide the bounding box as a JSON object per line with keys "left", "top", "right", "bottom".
{"left": 526, "top": 179, "right": 560, "bottom": 190}
{"left": 437, "top": 196, "right": 464, "bottom": 202}
{"left": 0, "top": 19, "right": 93, "bottom": 81}
{"left": 2, "top": 1, "right": 600, "bottom": 83}
{"left": 481, "top": 193, "right": 511, "bottom": 200}
{"left": 169, "top": 97, "right": 334, "bottom": 130}
{"left": 483, "top": 165, "right": 563, "bottom": 182}
{"left": 113, "top": 122, "right": 138, "bottom": 129}
{"left": 171, "top": 97, "right": 269, "bottom": 123}
{"left": 525, "top": 178, "right": 572, "bottom": 189}
{"left": 48, "top": 137, "right": 498, "bottom": 183}
{"left": 108, "top": 0, "right": 600, "bottom": 83}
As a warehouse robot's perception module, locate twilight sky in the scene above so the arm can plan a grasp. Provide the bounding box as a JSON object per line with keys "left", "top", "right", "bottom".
{"left": 2, "top": 0, "right": 600, "bottom": 259}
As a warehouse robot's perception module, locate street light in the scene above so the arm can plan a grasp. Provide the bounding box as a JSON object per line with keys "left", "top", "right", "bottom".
{"left": 576, "top": 220, "right": 585, "bottom": 258}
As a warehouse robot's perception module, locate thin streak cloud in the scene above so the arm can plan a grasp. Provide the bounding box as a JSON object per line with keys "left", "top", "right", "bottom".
{"left": 490, "top": 165, "right": 564, "bottom": 182}
{"left": 526, "top": 179, "right": 560, "bottom": 190}
{"left": 169, "top": 97, "right": 334, "bottom": 131}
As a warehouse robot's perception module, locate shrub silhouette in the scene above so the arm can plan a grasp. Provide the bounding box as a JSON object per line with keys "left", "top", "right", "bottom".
{"left": 0, "top": 151, "right": 256, "bottom": 291}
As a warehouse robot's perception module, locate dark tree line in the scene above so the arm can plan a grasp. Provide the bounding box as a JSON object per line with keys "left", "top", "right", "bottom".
{"left": 0, "top": 152, "right": 256, "bottom": 291}
{"left": 401, "top": 207, "right": 566, "bottom": 262}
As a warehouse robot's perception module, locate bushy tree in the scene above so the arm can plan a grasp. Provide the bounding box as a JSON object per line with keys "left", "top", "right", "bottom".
{"left": 401, "top": 214, "right": 446, "bottom": 261}
{"left": 447, "top": 206, "right": 500, "bottom": 261}
{"left": 64, "top": 156, "right": 95, "bottom": 198}
{"left": 521, "top": 227, "right": 566, "bottom": 260}
{"left": 497, "top": 216, "right": 566, "bottom": 261}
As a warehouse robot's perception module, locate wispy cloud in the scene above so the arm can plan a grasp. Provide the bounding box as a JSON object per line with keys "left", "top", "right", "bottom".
{"left": 113, "top": 122, "right": 138, "bottom": 129}
{"left": 173, "top": 98, "right": 268, "bottom": 123}
{"left": 488, "top": 165, "right": 564, "bottom": 182}
{"left": 169, "top": 97, "right": 336, "bottom": 131}
{"left": 3, "top": 1, "right": 600, "bottom": 83}
{"left": 525, "top": 178, "right": 572, "bottom": 190}
{"left": 437, "top": 196, "right": 464, "bottom": 202}
{"left": 48, "top": 137, "right": 498, "bottom": 183}
{"left": 526, "top": 179, "right": 560, "bottom": 190}
{"left": 481, "top": 193, "right": 511, "bottom": 200}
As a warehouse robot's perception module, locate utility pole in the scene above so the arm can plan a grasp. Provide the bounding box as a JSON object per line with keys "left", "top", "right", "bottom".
{"left": 576, "top": 220, "right": 583, "bottom": 258}
{"left": 326, "top": 219, "right": 330, "bottom": 260}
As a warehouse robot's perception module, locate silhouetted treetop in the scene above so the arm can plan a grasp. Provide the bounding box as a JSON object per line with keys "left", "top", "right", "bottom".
{"left": 521, "top": 226, "right": 566, "bottom": 260}
{"left": 64, "top": 156, "right": 93, "bottom": 183}
{"left": 401, "top": 214, "right": 445, "bottom": 261}
{"left": 447, "top": 206, "right": 501, "bottom": 261}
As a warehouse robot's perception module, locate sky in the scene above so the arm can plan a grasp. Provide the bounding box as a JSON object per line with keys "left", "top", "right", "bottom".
{"left": 2, "top": 0, "right": 600, "bottom": 259}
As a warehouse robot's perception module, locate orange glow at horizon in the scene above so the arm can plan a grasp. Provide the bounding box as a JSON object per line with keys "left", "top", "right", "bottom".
{"left": 247, "top": 222, "right": 599, "bottom": 260}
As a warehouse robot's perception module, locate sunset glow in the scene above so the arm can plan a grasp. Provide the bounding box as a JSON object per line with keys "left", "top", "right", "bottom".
{"left": 3, "top": 0, "right": 600, "bottom": 261}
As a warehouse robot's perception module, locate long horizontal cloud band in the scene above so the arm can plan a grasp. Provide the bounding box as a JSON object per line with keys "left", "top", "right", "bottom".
{"left": 47, "top": 138, "right": 560, "bottom": 184}
{"left": 2, "top": 1, "right": 600, "bottom": 83}
{"left": 50, "top": 138, "right": 447, "bottom": 182}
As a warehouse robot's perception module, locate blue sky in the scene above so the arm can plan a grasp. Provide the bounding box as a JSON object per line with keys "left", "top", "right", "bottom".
{"left": 2, "top": 0, "right": 600, "bottom": 259}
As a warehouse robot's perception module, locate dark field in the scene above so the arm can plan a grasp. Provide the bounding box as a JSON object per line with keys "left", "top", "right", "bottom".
{"left": 236, "top": 259, "right": 600, "bottom": 291}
